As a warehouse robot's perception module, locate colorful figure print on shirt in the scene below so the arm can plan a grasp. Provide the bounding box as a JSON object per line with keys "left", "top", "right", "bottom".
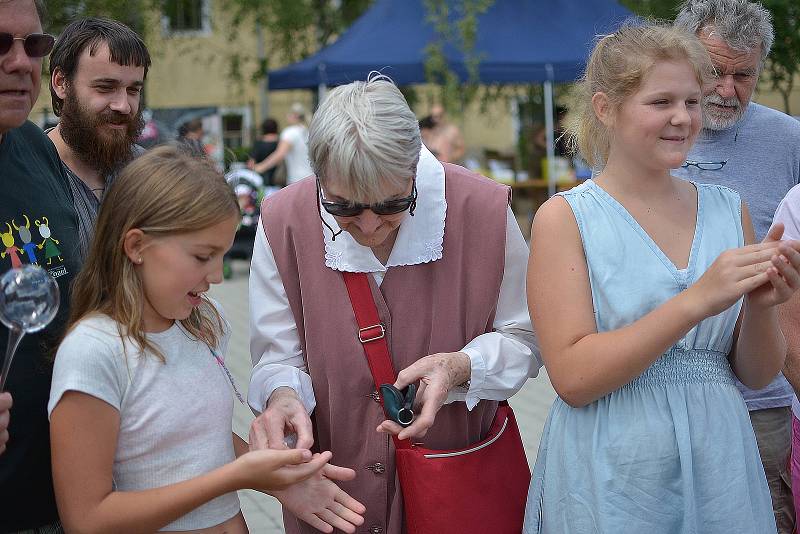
{"left": 1, "top": 222, "right": 23, "bottom": 269}
{"left": 13, "top": 215, "right": 38, "bottom": 265}
{"left": 35, "top": 216, "right": 62, "bottom": 266}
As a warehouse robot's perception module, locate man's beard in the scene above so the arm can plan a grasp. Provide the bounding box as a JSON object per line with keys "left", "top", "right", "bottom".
{"left": 58, "top": 86, "right": 144, "bottom": 177}
{"left": 701, "top": 93, "right": 746, "bottom": 131}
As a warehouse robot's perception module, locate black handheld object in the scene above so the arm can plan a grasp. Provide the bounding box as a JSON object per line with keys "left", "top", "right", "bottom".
{"left": 379, "top": 383, "right": 416, "bottom": 427}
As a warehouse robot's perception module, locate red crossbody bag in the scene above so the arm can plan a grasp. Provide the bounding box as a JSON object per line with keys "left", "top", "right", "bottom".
{"left": 342, "top": 271, "right": 531, "bottom": 534}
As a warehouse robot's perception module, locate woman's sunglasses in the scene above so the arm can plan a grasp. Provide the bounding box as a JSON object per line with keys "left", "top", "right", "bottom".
{"left": 0, "top": 33, "right": 55, "bottom": 58}
{"left": 317, "top": 177, "right": 417, "bottom": 217}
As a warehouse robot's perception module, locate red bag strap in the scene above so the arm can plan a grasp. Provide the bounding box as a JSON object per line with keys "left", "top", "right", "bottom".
{"left": 342, "top": 271, "right": 411, "bottom": 450}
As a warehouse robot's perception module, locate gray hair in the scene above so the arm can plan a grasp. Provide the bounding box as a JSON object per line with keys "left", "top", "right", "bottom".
{"left": 307, "top": 73, "right": 421, "bottom": 204}
{"left": 674, "top": 0, "right": 774, "bottom": 63}
{"left": 34, "top": 0, "right": 45, "bottom": 23}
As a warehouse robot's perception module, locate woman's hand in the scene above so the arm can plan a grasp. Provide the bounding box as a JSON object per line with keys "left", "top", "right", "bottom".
{"left": 249, "top": 386, "right": 314, "bottom": 450}
{"left": 687, "top": 224, "right": 800, "bottom": 319}
{"left": 376, "top": 352, "right": 471, "bottom": 440}
{"left": 233, "top": 449, "right": 329, "bottom": 492}
{"left": 271, "top": 459, "right": 366, "bottom": 533}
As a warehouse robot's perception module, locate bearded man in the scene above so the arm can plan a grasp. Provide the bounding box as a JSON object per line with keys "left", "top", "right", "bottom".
{"left": 47, "top": 17, "right": 150, "bottom": 258}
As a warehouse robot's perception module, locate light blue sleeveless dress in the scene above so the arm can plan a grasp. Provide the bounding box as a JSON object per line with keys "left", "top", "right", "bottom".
{"left": 523, "top": 179, "right": 776, "bottom": 534}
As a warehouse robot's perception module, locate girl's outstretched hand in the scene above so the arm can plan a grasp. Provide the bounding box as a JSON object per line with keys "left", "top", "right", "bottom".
{"left": 271, "top": 458, "right": 366, "bottom": 533}
{"left": 746, "top": 223, "right": 800, "bottom": 309}
{"left": 688, "top": 223, "right": 800, "bottom": 319}
{"left": 234, "top": 448, "right": 331, "bottom": 492}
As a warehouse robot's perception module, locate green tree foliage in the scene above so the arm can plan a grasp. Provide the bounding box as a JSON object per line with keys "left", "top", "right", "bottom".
{"left": 44, "top": 0, "right": 158, "bottom": 35}
{"left": 220, "top": 0, "right": 373, "bottom": 66}
{"left": 761, "top": 0, "right": 800, "bottom": 114}
{"left": 620, "top": 0, "right": 682, "bottom": 21}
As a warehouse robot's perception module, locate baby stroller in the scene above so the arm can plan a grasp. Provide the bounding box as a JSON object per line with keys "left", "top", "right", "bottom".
{"left": 223, "top": 168, "right": 271, "bottom": 279}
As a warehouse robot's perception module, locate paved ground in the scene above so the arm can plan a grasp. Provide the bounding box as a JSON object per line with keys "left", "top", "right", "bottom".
{"left": 212, "top": 260, "right": 557, "bottom": 533}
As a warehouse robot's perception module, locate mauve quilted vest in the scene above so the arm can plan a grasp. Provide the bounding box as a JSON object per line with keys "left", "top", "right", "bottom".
{"left": 260, "top": 164, "right": 510, "bottom": 534}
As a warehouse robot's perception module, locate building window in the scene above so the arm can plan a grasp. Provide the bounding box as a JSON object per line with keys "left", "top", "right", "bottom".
{"left": 222, "top": 113, "right": 245, "bottom": 150}
{"left": 163, "top": 0, "right": 210, "bottom": 35}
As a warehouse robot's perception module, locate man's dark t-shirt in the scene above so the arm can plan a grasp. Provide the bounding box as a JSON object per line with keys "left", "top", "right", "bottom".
{"left": 0, "top": 121, "right": 81, "bottom": 531}
{"left": 250, "top": 139, "right": 278, "bottom": 185}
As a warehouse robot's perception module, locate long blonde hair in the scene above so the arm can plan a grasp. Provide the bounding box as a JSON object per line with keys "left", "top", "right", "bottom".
{"left": 567, "top": 22, "right": 714, "bottom": 168}
{"left": 68, "top": 145, "right": 239, "bottom": 360}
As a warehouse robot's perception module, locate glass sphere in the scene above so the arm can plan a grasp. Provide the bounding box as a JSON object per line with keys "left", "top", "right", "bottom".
{"left": 0, "top": 265, "right": 60, "bottom": 333}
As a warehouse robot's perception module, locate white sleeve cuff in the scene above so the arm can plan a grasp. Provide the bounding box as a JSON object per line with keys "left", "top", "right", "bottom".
{"left": 442, "top": 347, "right": 485, "bottom": 410}
{"left": 248, "top": 364, "right": 317, "bottom": 415}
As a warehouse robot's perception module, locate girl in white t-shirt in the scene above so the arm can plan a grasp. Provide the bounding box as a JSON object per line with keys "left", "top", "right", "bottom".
{"left": 48, "top": 146, "right": 363, "bottom": 533}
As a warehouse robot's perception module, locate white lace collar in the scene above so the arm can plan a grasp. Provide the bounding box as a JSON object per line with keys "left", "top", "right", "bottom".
{"left": 321, "top": 144, "right": 447, "bottom": 273}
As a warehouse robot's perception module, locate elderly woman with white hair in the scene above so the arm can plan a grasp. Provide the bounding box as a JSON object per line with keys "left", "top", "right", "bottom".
{"left": 247, "top": 75, "right": 539, "bottom": 534}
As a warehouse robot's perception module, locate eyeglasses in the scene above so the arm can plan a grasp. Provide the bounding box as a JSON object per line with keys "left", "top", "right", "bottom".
{"left": 316, "top": 177, "right": 417, "bottom": 217}
{"left": 681, "top": 160, "right": 727, "bottom": 171}
{"left": 681, "top": 125, "right": 740, "bottom": 172}
{"left": 0, "top": 33, "right": 55, "bottom": 58}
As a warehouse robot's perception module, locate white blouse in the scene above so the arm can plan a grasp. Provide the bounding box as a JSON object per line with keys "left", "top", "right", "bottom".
{"left": 248, "top": 145, "right": 540, "bottom": 414}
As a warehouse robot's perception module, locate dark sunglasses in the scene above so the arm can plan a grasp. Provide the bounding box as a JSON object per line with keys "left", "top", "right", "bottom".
{"left": 0, "top": 33, "right": 55, "bottom": 58}
{"left": 317, "top": 177, "right": 417, "bottom": 217}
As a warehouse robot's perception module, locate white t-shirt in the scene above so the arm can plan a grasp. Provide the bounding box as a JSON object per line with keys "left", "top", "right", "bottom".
{"left": 280, "top": 124, "right": 313, "bottom": 184}
{"left": 771, "top": 183, "right": 800, "bottom": 419}
{"left": 48, "top": 312, "right": 240, "bottom": 531}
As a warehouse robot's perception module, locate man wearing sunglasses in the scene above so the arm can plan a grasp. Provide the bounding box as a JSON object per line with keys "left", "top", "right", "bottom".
{"left": 0, "top": 1, "right": 82, "bottom": 533}
{"left": 673, "top": 3, "right": 800, "bottom": 532}
{"left": 46, "top": 18, "right": 150, "bottom": 260}
{"left": 247, "top": 75, "right": 540, "bottom": 534}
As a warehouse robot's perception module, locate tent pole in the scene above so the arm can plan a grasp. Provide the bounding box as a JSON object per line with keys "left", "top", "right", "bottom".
{"left": 317, "top": 63, "right": 328, "bottom": 108}
{"left": 544, "top": 64, "right": 556, "bottom": 197}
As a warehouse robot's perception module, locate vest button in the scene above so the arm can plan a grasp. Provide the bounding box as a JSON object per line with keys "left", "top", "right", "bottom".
{"left": 369, "top": 526, "right": 384, "bottom": 534}
{"left": 366, "top": 462, "right": 386, "bottom": 474}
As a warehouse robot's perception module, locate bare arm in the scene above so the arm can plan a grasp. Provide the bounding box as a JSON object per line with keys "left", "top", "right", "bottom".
{"left": 729, "top": 206, "right": 797, "bottom": 389}
{"left": 253, "top": 140, "right": 291, "bottom": 174}
{"left": 528, "top": 197, "right": 781, "bottom": 407}
{"left": 233, "top": 433, "right": 249, "bottom": 458}
{"left": 780, "top": 292, "right": 800, "bottom": 396}
{"left": 51, "top": 391, "right": 328, "bottom": 534}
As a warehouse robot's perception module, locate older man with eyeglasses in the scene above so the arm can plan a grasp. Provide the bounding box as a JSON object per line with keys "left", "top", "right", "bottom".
{"left": 673, "top": 1, "right": 800, "bottom": 533}
{"left": 0, "top": 1, "right": 82, "bottom": 532}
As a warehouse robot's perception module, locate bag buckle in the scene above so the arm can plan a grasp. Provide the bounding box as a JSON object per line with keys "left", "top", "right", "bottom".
{"left": 358, "top": 323, "right": 385, "bottom": 343}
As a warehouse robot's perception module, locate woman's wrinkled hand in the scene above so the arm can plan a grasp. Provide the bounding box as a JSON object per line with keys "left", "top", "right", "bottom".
{"left": 249, "top": 387, "right": 314, "bottom": 451}
{"left": 376, "top": 352, "right": 471, "bottom": 440}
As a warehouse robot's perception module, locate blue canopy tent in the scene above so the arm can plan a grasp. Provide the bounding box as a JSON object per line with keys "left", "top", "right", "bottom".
{"left": 268, "top": 0, "right": 633, "bottom": 193}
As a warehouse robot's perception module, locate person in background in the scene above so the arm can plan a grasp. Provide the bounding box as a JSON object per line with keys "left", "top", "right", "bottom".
{"left": 673, "top": 3, "right": 800, "bottom": 530}
{"left": 770, "top": 186, "right": 800, "bottom": 532}
{"left": 248, "top": 117, "right": 280, "bottom": 186}
{"left": 46, "top": 17, "right": 150, "bottom": 260}
{"left": 419, "top": 103, "right": 465, "bottom": 164}
{"left": 177, "top": 118, "right": 205, "bottom": 158}
{"left": 252, "top": 103, "right": 312, "bottom": 185}
{"left": 0, "top": 0, "right": 82, "bottom": 531}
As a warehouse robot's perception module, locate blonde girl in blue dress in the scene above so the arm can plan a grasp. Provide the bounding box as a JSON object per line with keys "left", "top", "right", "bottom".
{"left": 525, "top": 23, "right": 800, "bottom": 533}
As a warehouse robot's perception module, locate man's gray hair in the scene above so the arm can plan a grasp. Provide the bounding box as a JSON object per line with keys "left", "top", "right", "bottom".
{"left": 674, "top": 0, "right": 774, "bottom": 62}
{"left": 307, "top": 73, "right": 421, "bottom": 204}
